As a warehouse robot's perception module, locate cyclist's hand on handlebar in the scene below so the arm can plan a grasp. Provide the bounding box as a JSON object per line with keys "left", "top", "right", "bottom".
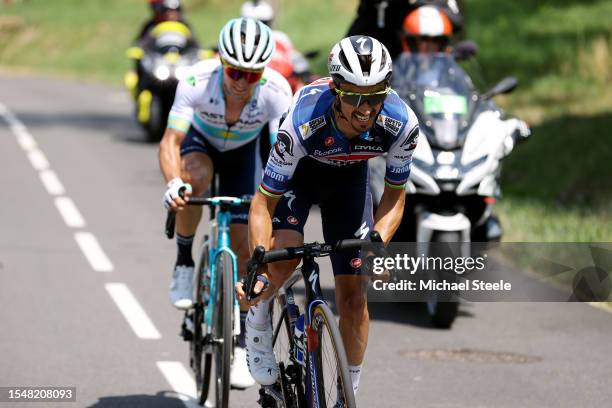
{"left": 236, "top": 269, "right": 270, "bottom": 306}
{"left": 162, "top": 177, "right": 192, "bottom": 210}
{"left": 236, "top": 246, "right": 270, "bottom": 305}
{"left": 364, "top": 231, "right": 392, "bottom": 283}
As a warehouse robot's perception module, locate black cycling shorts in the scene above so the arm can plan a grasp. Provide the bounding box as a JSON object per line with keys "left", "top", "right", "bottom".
{"left": 180, "top": 126, "right": 262, "bottom": 224}
{"left": 272, "top": 158, "right": 374, "bottom": 276}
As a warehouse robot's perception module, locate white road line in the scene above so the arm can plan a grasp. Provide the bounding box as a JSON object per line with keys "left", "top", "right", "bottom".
{"left": 156, "top": 361, "right": 198, "bottom": 403}
{"left": 15, "top": 127, "right": 37, "bottom": 151}
{"left": 27, "top": 149, "right": 50, "bottom": 171}
{"left": 106, "top": 283, "right": 161, "bottom": 340}
{"left": 54, "top": 197, "right": 86, "bottom": 228}
{"left": 39, "top": 169, "right": 66, "bottom": 196}
{"left": 74, "top": 232, "right": 114, "bottom": 272}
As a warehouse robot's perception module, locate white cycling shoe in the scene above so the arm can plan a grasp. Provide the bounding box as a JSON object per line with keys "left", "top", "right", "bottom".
{"left": 245, "top": 319, "right": 279, "bottom": 385}
{"left": 169, "top": 265, "right": 194, "bottom": 310}
{"left": 230, "top": 346, "right": 256, "bottom": 389}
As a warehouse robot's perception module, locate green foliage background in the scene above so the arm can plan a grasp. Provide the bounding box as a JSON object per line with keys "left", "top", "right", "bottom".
{"left": 0, "top": 0, "right": 610, "bottom": 241}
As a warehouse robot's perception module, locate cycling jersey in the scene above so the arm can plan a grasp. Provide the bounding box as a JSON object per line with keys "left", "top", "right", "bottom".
{"left": 167, "top": 58, "right": 292, "bottom": 152}
{"left": 259, "top": 78, "right": 420, "bottom": 198}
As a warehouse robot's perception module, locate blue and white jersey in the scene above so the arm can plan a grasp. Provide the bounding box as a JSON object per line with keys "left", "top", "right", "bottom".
{"left": 259, "top": 78, "right": 420, "bottom": 198}
{"left": 167, "top": 58, "right": 292, "bottom": 152}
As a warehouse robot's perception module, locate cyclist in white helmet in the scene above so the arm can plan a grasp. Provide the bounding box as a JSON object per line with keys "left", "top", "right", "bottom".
{"left": 237, "top": 36, "right": 420, "bottom": 401}
{"left": 160, "top": 17, "right": 292, "bottom": 389}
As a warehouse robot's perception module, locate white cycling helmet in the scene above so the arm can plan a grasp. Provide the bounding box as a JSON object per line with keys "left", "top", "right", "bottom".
{"left": 240, "top": 0, "right": 274, "bottom": 26}
{"left": 328, "top": 35, "right": 392, "bottom": 86}
{"left": 218, "top": 17, "right": 275, "bottom": 70}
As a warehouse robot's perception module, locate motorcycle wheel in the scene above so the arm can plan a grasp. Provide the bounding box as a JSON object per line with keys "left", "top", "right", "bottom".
{"left": 145, "top": 94, "right": 164, "bottom": 143}
{"left": 426, "top": 231, "right": 460, "bottom": 329}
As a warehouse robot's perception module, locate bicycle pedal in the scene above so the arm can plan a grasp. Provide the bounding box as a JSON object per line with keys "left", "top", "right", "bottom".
{"left": 180, "top": 314, "right": 195, "bottom": 341}
{"left": 258, "top": 385, "right": 283, "bottom": 407}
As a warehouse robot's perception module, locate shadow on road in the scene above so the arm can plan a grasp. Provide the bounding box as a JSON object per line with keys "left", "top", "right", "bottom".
{"left": 88, "top": 391, "right": 187, "bottom": 407}
{"left": 301, "top": 287, "right": 476, "bottom": 329}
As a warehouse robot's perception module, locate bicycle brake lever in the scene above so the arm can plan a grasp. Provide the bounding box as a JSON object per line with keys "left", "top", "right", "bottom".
{"left": 246, "top": 245, "right": 266, "bottom": 301}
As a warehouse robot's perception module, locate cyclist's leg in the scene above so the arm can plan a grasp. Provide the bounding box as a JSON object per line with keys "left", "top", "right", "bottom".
{"left": 169, "top": 127, "right": 214, "bottom": 309}
{"left": 177, "top": 127, "right": 215, "bottom": 243}
{"left": 320, "top": 162, "right": 373, "bottom": 396}
{"left": 246, "top": 165, "right": 313, "bottom": 385}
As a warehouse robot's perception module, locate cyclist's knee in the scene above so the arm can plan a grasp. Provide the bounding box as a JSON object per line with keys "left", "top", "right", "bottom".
{"left": 268, "top": 259, "right": 300, "bottom": 287}
{"left": 181, "top": 153, "right": 213, "bottom": 195}
{"left": 268, "top": 229, "right": 303, "bottom": 285}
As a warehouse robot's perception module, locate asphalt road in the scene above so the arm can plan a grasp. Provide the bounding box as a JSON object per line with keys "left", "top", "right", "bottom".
{"left": 1, "top": 74, "right": 611, "bottom": 408}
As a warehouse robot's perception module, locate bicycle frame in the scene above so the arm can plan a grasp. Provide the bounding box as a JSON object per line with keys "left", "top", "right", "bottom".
{"left": 272, "top": 256, "right": 327, "bottom": 407}
{"left": 199, "top": 199, "right": 241, "bottom": 338}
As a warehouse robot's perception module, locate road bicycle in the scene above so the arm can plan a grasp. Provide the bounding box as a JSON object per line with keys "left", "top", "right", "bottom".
{"left": 166, "top": 195, "right": 250, "bottom": 408}
{"left": 244, "top": 232, "right": 385, "bottom": 408}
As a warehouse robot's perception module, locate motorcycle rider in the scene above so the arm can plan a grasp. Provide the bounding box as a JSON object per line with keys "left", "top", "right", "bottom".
{"left": 347, "top": 0, "right": 464, "bottom": 58}
{"left": 236, "top": 36, "right": 420, "bottom": 401}
{"left": 392, "top": 6, "right": 527, "bottom": 243}
{"left": 136, "top": 0, "right": 195, "bottom": 43}
{"left": 240, "top": 0, "right": 311, "bottom": 93}
{"left": 160, "top": 17, "right": 293, "bottom": 388}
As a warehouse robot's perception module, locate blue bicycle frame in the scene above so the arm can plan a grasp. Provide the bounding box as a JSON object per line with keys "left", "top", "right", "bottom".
{"left": 199, "top": 197, "right": 246, "bottom": 337}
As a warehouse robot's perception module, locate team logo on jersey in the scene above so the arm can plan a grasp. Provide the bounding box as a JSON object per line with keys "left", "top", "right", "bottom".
{"left": 376, "top": 115, "right": 402, "bottom": 136}
{"left": 400, "top": 126, "right": 419, "bottom": 150}
{"left": 324, "top": 136, "right": 335, "bottom": 147}
{"left": 274, "top": 131, "right": 294, "bottom": 160}
{"left": 350, "top": 258, "right": 362, "bottom": 269}
{"left": 287, "top": 216, "right": 299, "bottom": 225}
{"left": 299, "top": 116, "right": 326, "bottom": 139}
{"left": 187, "top": 75, "right": 196, "bottom": 87}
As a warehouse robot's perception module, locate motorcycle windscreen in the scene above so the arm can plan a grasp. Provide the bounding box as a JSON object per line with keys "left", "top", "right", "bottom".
{"left": 423, "top": 92, "right": 467, "bottom": 150}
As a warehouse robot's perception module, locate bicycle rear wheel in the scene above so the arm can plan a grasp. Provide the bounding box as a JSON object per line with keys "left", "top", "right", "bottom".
{"left": 212, "top": 251, "right": 233, "bottom": 408}
{"left": 310, "top": 303, "right": 356, "bottom": 408}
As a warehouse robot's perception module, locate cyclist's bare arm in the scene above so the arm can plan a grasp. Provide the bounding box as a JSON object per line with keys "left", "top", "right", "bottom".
{"left": 248, "top": 190, "right": 280, "bottom": 253}
{"left": 159, "top": 128, "right": 190, "bottom": 208}
{"left": 373, "top": 184, "right": 406, "bottom": 244}
{"left": 159, "top": 128, "right": 186, "bottom": 182}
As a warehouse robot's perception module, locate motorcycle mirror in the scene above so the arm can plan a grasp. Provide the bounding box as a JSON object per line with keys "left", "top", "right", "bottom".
{"left": 453, "top": 40, "right": 478, "bottom": 61}
{"left": 304, "top": 49, "right": 320, "bottom": 59}
{"left": 482, "top": 76, "right": 519, "bottom": 100}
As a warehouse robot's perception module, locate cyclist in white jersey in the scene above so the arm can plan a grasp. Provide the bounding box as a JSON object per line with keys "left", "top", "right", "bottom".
{"left": 159, "top": 17, "right": 292, "bottom": 389}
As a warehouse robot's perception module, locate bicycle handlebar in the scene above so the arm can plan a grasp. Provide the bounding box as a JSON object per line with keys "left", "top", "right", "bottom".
{"left": 245, "top": 231, "right": 386, "bottom": 301}
{"left": 164, "top": 192, "right": 251, "bottom": 239}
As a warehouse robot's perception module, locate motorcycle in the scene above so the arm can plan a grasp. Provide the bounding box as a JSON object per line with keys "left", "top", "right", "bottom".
{"left": 370, "top": 53, "right": 531, "bottom": 328}
{"left": 125, "top": 21, "right": 211, "bottom": 142}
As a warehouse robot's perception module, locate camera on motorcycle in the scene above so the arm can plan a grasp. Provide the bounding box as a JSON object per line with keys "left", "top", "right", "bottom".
{"left": 482, "top": 76, "right": 519, "bottom": 100}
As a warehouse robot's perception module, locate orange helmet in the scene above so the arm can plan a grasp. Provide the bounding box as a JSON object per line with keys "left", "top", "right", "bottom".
{"left": 403, "top": 6, "right": 452, "bottom": 53}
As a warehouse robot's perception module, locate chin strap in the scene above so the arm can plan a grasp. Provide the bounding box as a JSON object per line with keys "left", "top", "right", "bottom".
{"left": 333, "top": 97, "right": 348, "bottom": 123}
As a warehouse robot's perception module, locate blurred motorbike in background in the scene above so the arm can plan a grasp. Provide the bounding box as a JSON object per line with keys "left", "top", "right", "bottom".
{"left": 371, "top": 53, "right": 531, "bottom": 327}
{"left": 124, "top": 21, "right": 212, "bottom": 142}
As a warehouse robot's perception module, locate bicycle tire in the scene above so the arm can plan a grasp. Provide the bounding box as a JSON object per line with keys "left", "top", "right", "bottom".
{"left": 213, "top": 251, "right": 233, "bottom": 408}
{"left": 194, "top": 243, "right": 212, "bottom": 406}
{"left": 310, "top": 303, "right": 356, "bottom": 408}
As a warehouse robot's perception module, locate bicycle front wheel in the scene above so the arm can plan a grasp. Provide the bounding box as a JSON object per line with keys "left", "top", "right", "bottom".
{"left": 212, "top": 251, "right": 233, "bottom": 408}
{"left": 310, "top": 303, "right": 356, "bottom": 408}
